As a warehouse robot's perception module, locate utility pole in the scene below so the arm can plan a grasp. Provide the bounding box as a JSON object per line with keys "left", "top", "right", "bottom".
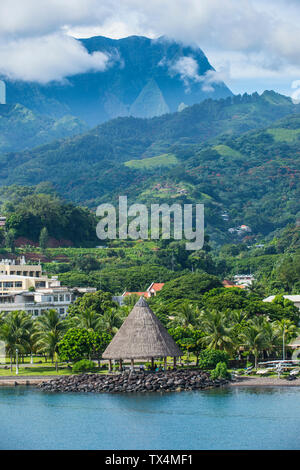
{"left": 16, "top": 348, "right": 19, "bottom": 375}
{"left": 283, "top": 321, "right": 285, "bottom": 361}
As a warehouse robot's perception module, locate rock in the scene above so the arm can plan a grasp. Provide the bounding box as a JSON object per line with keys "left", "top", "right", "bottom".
{"left": 39, "top": 369, "right": 228, "bottom": 394}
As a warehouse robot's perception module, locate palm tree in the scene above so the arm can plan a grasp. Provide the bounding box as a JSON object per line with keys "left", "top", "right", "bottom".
{"left": 170, "top": 302, "right": 199, "bottom": 329}
{"left": 0, "top": 311, "right": 33, "bottom": 371}
{"left": 200, "top": 309, "right": 234, "bottom": 353}
{"left": 262, "top": 320, "right": 279, "bottom": 359}
{"left": 33, "top": 309, "right": 66, "bottom": 362}
{"left": 72, "top": 306, "right": 102, "bottom": 331}
{"left": 229, "top": 310, "right": 249, "bottom": 359}
{"left": 97, "top": 308, "right": 122, "bottom": 335}
{"left": 272, "top": 319, "right": 298, "bottom": 360}
{"left": 241, "top": 317, "right": 269, "bottom": 368}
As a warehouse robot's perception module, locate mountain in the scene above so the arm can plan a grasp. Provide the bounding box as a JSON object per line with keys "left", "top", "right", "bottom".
{"left": 0, "top": 90, "right": 299, "bottom": 245}
{"left": 3, "top": 36, "right": 232, "bottom": 126}
{"left": 0, "top": 103, "right": 87, "bottom": 153}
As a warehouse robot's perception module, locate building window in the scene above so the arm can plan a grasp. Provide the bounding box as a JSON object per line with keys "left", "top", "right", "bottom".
{"left": 15, "top": 282, "right": 22, "bottom": 288}
{"left": 59, "top": 295, "right": 64, "bottom": 302}
{"left": 59, "top": 308, "right": 65, "bottom": 315}
{"left": 34, "top": 310, "right": 39, "bottom": 316}
{"left": 36, "top": 282, "right": 46, "bottom": 288}
{"left": 3, "top": 282, "right": 13, "bottom": 288}
{"left": 65, "top": 294, "right": 70, "bottom": 301}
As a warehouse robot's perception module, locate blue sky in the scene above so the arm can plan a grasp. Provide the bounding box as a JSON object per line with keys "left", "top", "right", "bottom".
{"left": 0, "top": 0, "right": 300, "bottom": 99}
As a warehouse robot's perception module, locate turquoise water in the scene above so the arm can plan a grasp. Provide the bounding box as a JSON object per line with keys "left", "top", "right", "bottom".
{"left": 0, "top": 386, "right": 300, "bottom": 450}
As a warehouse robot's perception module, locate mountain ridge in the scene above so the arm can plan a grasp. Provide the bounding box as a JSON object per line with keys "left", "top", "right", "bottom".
{"left": 3, "top": 35, "right": 233, "bottom": 126}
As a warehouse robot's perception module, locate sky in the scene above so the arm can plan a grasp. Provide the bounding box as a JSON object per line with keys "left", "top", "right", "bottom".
{"left": 0, "top": 0, "right": 300, "bottom": 99}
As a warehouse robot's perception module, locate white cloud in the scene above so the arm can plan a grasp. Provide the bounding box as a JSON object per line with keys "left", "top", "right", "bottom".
{"left": 0, "top": 0, "right": 300, "bottom": 87}
{"left": 164, "top": 56, "right": 230, "bottom": 93}
{"left": 0, "top": 34, "right": 110, "bottom": 83}
{"left": 167, "top": 56, "right": 202, "bottom": 86}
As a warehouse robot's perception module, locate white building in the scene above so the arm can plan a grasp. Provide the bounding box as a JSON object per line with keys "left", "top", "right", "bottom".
{"left": 0, "top": 257, "right": 96, "bottom": 317}
{"left": 263, "top": 295, "right": 300, "bottom": 311}
{"left": 234, "top": 274, "right": 255, "bottom": 286}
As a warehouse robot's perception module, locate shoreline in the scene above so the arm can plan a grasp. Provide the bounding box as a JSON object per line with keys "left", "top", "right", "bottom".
{"left": 0, "top": 376, "right": 58, "bottom": 386}
{"left": 229, "top": 376, "right": 300, "bottom": 387}
{"left": 1, "top": 374, "right": 300, "bottom": 388}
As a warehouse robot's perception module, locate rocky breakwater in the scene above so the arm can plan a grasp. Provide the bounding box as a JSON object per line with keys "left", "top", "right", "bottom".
{"left": 39, "top": 369, "right": 228, "bottom": 393}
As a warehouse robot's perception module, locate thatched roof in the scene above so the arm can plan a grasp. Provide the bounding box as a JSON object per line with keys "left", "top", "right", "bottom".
{"left": 102, "top": 297, "right": 183, "bottom": 360}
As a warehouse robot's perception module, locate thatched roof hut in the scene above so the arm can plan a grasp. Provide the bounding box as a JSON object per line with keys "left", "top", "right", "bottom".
{"left": 102, "top": 297, "right": 182, "bottom": 361}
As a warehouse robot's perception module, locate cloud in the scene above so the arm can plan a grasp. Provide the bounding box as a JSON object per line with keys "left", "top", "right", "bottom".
{"left": 163, "top": 55, "right": 230, "bottom": 92}
{"left": 0, "top": 34, "right": 110, "bottom": 83}
{"left": 0, "top": 0, "right": 300, "bottom": 87}
{"left": 166, "top": 56, "right": 202, "bottom": 87}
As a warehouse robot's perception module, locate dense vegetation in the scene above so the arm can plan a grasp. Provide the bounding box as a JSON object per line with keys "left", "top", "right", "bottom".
{"left": 0, "top": 103, "right": 87, "bottom": 153}
{"left": 0, "top": 190, "right": 98, "bottom": 247}
{"left": 0, "top": 91, "right": 298, "bottom": 247}
{"left": 0, "top": 85, "right": 299, "bottom": 373}
{"left": 0, "top": 284, "right": 298, "bottom": 371}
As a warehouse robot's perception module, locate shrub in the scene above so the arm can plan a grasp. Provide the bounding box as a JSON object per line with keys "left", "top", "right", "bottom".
{"left": 198, "top": 349, "right": 229, "bottom": 369}
{"left": 72, "top": 359, "right": 96, "bottom": 374}
{"left": 210, "top": 362, "right": 231, "bottom": 380}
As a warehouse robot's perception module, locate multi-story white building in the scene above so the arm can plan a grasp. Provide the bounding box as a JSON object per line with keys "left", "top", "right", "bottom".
{"left": 0, "top": 258, "right": 96, "bottom": 317}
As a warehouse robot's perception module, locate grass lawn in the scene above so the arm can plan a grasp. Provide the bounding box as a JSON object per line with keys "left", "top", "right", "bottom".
{"left": 1, "top": 356, "right": 52, "bottom": 365}
{"left": 0, "top": 366, "right": 110, "bottom": 376}
{"left": 0, "top": 366, "right": 71, "bottom": 376}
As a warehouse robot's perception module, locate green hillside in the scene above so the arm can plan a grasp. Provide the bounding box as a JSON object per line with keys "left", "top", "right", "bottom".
{"left": 124, "top": 153, "right": 178, "bottom": 169}
{"left": 0, "top": 103, "right": 87, "bottom": 153}
{"left": 0, "top": 91, "right": 299, "bottom": 244}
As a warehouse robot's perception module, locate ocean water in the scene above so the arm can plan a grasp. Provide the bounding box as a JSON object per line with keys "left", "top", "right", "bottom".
{"left": 0, "top": 386, "right": 300, "bottom": 450}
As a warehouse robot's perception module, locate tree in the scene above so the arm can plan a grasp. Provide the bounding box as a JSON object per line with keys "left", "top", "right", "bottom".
{"left": 58, "top": 328, "right": 112, "bottom": 364}
{"left": 5, "top": 229, "right": 16, "bottom": 252}
{"left": 123, "top": 294, "right": 141, "bottom": 308}
{"left": 58, "top": 328, "right": 94, "bottom": 362}
{"left": 200, "top": 310, "right": 234, "bottom": 353}
{"left": 158, "top": 273, "right": 222, "bottom": 302}
{"left": 272, "top": 319, "right": 298, "bottom": 360}
{"left": 33, "top": 309, "right": 66, "bottom": 361}
{"left": 0, "top": 311, "right": 33, "bottom": 370}
{"left": 67, "top": 290, "right": 117, "bottom": 318}
{"left": 90, "top": 331, "right": 112, "bottom": 367}
{"left": 170, "top": 302, "right": 199, "bottom": 329}
{"left": 39, "top": 227, "right": 49, "bottom": 251}
{"left": 97, "top": 308, "right": 122, "bottom": 335}
{"left": 71, "top": 255, "right": 100, "bottom": 273}
{"left": 71, "top": 306, "right": 102, "bottom": 332}
{"left": 241, "top": 317, "right": 269, "bottom": 368}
